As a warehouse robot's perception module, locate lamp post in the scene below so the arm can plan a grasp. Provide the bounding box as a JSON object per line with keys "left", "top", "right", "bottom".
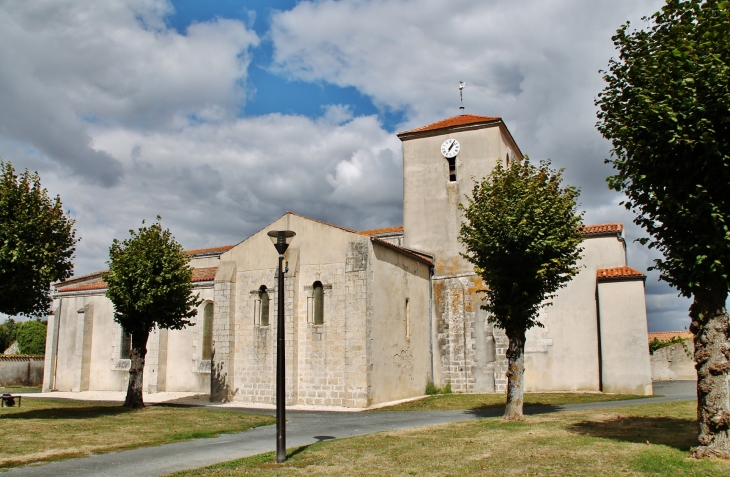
{"left": 267, "top": 230, "right": 296, "bottom": 463}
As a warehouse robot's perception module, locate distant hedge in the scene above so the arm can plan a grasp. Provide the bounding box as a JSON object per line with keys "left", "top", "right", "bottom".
{"left": 16, "top": 320, "right": 46, "bottom": 355}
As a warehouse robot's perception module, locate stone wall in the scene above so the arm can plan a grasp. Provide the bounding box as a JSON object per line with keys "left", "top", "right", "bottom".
{"left": 432, "top": 274, "right": 508, "bottom": 393}
{"left": 651, "top": 341, "right": 696, "bottom": 381}
{"left": 228, "top": 243, "right": 371, "bottom": 407}
{"left": 0, "top": 356, "right": 44, "bottom": 387}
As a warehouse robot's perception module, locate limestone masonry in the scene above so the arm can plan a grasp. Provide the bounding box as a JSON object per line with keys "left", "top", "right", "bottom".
{"left": 43, "top": 114, "right": 653, "bottom": 406}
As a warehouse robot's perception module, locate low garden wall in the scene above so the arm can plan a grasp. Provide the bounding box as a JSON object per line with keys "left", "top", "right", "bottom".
{"left": 650, "top": 341, "right": 695, "bottom": 381}
{"left": 0, "top": 355, "right": 44, "bottom": 387}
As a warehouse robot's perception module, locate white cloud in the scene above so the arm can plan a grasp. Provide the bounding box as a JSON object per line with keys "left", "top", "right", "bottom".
{"left": 30, "top": 112, "right": 400, "bottom": 274}
{"left": 270, "top": 0, "right": 664, "bottom": 205}
{"left": 0, "top": 0, "right": 695, "bottom": 331}
{"left": 0, "top": 0, "right": 258, "bottom": 184}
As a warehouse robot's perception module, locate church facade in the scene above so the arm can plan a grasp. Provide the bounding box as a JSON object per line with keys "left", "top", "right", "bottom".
{"left": 43, "top": 114, "right": 653, "bottom": 407}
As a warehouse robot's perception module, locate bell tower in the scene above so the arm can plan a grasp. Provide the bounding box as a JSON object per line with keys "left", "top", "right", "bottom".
{"left": 397, "top": 114, "right": 522, "bottom": 276}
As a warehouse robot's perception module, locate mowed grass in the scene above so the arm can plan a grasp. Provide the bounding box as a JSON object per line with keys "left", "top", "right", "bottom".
{"left": 169, "top": 401, "right": 730, "bottom": 477}
{"left": 0, "top": 386, "right": 41, "bottom": 394}
{"left": 374, "top": 392, "right": 654, "bottom": 411}
{"left": 0, "top": 398, "right": 274, "bottom": 469}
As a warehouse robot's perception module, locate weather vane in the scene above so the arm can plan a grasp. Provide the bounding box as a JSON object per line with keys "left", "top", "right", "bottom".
{"left": 459, "top": 81, "right": 465, "bottom": 115}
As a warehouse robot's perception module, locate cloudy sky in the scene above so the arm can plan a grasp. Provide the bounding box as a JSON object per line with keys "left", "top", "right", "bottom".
{"left": 0, "top": 0, "right": 696, "bottom": 331}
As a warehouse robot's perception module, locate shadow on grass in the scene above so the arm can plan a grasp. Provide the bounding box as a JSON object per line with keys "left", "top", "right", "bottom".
{"left": 0, "top": 406, "right": 132, "bottom": 420}
{"left": 567, "top": 415, "right": 697, "bottom": 451}
{"left": 465, "top": 404, "right": 565, "bottom": 418}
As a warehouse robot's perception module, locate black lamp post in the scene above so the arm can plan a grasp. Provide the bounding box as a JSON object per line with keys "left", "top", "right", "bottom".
{"left": 267, "top": 230, "right": 296, "bottom": 463}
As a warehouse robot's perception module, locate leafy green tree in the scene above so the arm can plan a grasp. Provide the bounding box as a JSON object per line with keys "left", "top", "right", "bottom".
{"left": 459, "top": 158, "right": 583, "bottom": 420}
{"left": 0, "top": 318, "right": 19, "bottom": 353}
{"left": 103, "top": 218, "right": 202, "bottom": 408}
{"left": 595, "top": 0, "right": 730, "bottom": 458}
{"left": 16, "top": 319, "right": 47, "bottom": 355}
{"left": 0, "top": 161, "right": 77, "bottom": 317}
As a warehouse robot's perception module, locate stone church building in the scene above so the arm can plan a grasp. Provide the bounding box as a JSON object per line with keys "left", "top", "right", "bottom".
{"left": 43, "top": 114, "right": 653, "bottom": 407}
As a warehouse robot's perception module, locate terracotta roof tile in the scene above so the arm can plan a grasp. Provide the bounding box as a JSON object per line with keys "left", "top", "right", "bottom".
{"left": 186, "top": 245, "right": 234, "bottom": 255}
{"left": 648, "top": 331, "right": 692, "bottom": 343}
{"left": 398, "top": 114, "right": 501, "bottom": 136}
{"left": 582, "top": 223, "right": 624, "bottom": 236}
{"left": 58, "top": 279, "right": 107, "bottom": 293}
{"left": 359, "top": 226, "right": 404, "bottom": 236}
{"left": 0, "top": 355, "right": 44, "bottom": 360}
{"left": 596, "top": 266, "right": 646, "bottom": 280}
{"left": 58, "top": 266, "right": 218, "bottom": 293}
{"left": 192, "top": 267, "right": 217, "bottom": 282}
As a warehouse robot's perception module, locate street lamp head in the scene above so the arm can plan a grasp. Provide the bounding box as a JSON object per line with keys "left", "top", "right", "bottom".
{"left": 267, "top": 230, "right": 296, "bottom": 255}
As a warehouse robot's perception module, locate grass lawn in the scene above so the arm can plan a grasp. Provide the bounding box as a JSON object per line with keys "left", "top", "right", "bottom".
{"left": 169, "top": 401, "right": 730, "bottom": 477}
{"left": 0, "top": 398, "right": 274, "bottom": 469}
{"left": 373, "top": 392, "right": 655, "bottom": 411}
{"left": 0, "top": 386, "right": 41, "bottom": 393}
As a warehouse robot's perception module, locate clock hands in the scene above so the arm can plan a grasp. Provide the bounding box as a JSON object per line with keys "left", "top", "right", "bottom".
{"left": 447, "top": 140, "right": 455, "bottom": 153}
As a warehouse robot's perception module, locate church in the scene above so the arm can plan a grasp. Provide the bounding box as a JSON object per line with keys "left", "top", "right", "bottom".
{"left": 42, "top": 114, "right": 653, "bottom": 407}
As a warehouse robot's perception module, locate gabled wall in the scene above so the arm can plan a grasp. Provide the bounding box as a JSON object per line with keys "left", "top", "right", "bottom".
{"left": 524, "top": 234, "right": 627, "bottom": 392}
{"left": 368, "top": 241, "right": 431, "bottom": 403}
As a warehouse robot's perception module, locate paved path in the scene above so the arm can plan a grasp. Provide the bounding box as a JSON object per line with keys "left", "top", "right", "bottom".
{"left": 7, "top": 382, "right": 696, "bottom": 477}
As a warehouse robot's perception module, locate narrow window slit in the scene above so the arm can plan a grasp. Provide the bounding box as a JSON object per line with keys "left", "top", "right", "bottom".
{"left": 448, "top": 158, "right": 457, "bottom": 182}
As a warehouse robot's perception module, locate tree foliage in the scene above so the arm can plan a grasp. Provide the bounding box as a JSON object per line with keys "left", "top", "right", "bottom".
{"left": 0, "top": 161, "right": 77, "bottom": 316}
{"left": 460, "top": 158, "right": 584, "bottom": 332}
{"left": 595, "top": 0, "right": 730, "bottom": 297}
{"left": 595, "top": 0, "right": 730, "bottom": 458}
{"left": 104, "top": 218, "right": 200, "bottom": 335}
{"left": 16, "top": 319, "right": 47, "bottom": 355}
{"left": 459, "top": 157, "right": 583, "bottom": 419}
{"left": 103, "top": 217, "right": 202, "bottom": 407}
{"left": 0, "top": 318, "right": 19, "bottom": 353}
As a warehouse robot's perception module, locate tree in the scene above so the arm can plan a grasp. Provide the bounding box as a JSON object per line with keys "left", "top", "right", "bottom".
{"left": 103, "top": 218, "right": 202, "bottom": 408}
{"left": 459, "top": 158, "right": 583, "bottom": 420}
{"left": 0, "top": 318, "right": 19, "bottom": 353}
{"left": 0, "top": 161, "right": 77, "bottom": 317}
{"left": 16, "top": 319, "right": 47, "bottom": 355}
{"left": 595, "top": 0, "right": 730, "bottom": 458}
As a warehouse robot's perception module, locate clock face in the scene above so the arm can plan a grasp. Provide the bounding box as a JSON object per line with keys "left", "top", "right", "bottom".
{"left": 441, "top": 138, "right": 460, "bottom": 158}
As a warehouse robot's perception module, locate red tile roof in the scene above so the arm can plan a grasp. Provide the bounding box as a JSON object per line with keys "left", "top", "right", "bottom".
{"left": 582, "top": 223, "right": 624, "bottom": 236}
{"left": 187, "top": 245, "right": 234, "bottom": 255}
{"left": 648, "top": 331, "right": 692, "bottom": 343}
{"left": 596, "top": 266, "right": 645, "bottom": 280}
{"left": 0, "top": 355, "right": 45, "bottom": 360}
{"left": 58, "top": 267, "right": 218, "bottom": 293}
{"left": 192, "top": 267, "right": 217, "bottom": 282}
{"left": 398, "top": 114, "right": 502, "bottom": 136}
{"left": 58, "top": 279, "right": 107, "bottom": 293}
{"left": 359, "top": 226, "right": 404, "bottom": 236}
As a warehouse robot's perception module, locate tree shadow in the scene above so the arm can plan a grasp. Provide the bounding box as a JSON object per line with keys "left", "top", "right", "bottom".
{"left": 465, "top": 404, "right": 563, "bottom": 418}
{"left": 0, "top": 406, "right": 132, "bottom": 420}
{"left": 567, "top": 416, "right": 697, "bottom": 452}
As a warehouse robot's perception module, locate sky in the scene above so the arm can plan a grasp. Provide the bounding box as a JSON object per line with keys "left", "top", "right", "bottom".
{"left": 0, "top": 0, "right": 699, "bottom": 331}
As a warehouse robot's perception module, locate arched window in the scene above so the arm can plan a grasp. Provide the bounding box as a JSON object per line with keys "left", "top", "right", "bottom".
{"left": 202, "top": 302, "right": 213, "bottom": 360}
{"left": 405, "top": 298, "right": 411, "bottom": 339}
{"left": 259, "top": 286, "right": 270, "bottom": 327}
{"left": 120, "top": 331, "right": 132, "bottom": 359}
{"left": 505, "top": 152, "right": 511, "bottom": 168}
{"left": 313, "top": 281, "right": 324, "bottom": 325}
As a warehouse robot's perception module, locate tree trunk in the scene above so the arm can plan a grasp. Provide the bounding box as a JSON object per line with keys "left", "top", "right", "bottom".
{"left": 690, "top": 289, "right": 730, "bottom": 459}
{"left": 124, "top": 331, "right": 150, "bottom": 409}
{"left": 504, "top": 329, "right": 526, "bottom": 420}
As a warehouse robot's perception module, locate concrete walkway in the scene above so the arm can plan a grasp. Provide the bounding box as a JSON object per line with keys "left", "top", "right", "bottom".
{"left": 7, "top": 382, "right": 696, "bottom": 477}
